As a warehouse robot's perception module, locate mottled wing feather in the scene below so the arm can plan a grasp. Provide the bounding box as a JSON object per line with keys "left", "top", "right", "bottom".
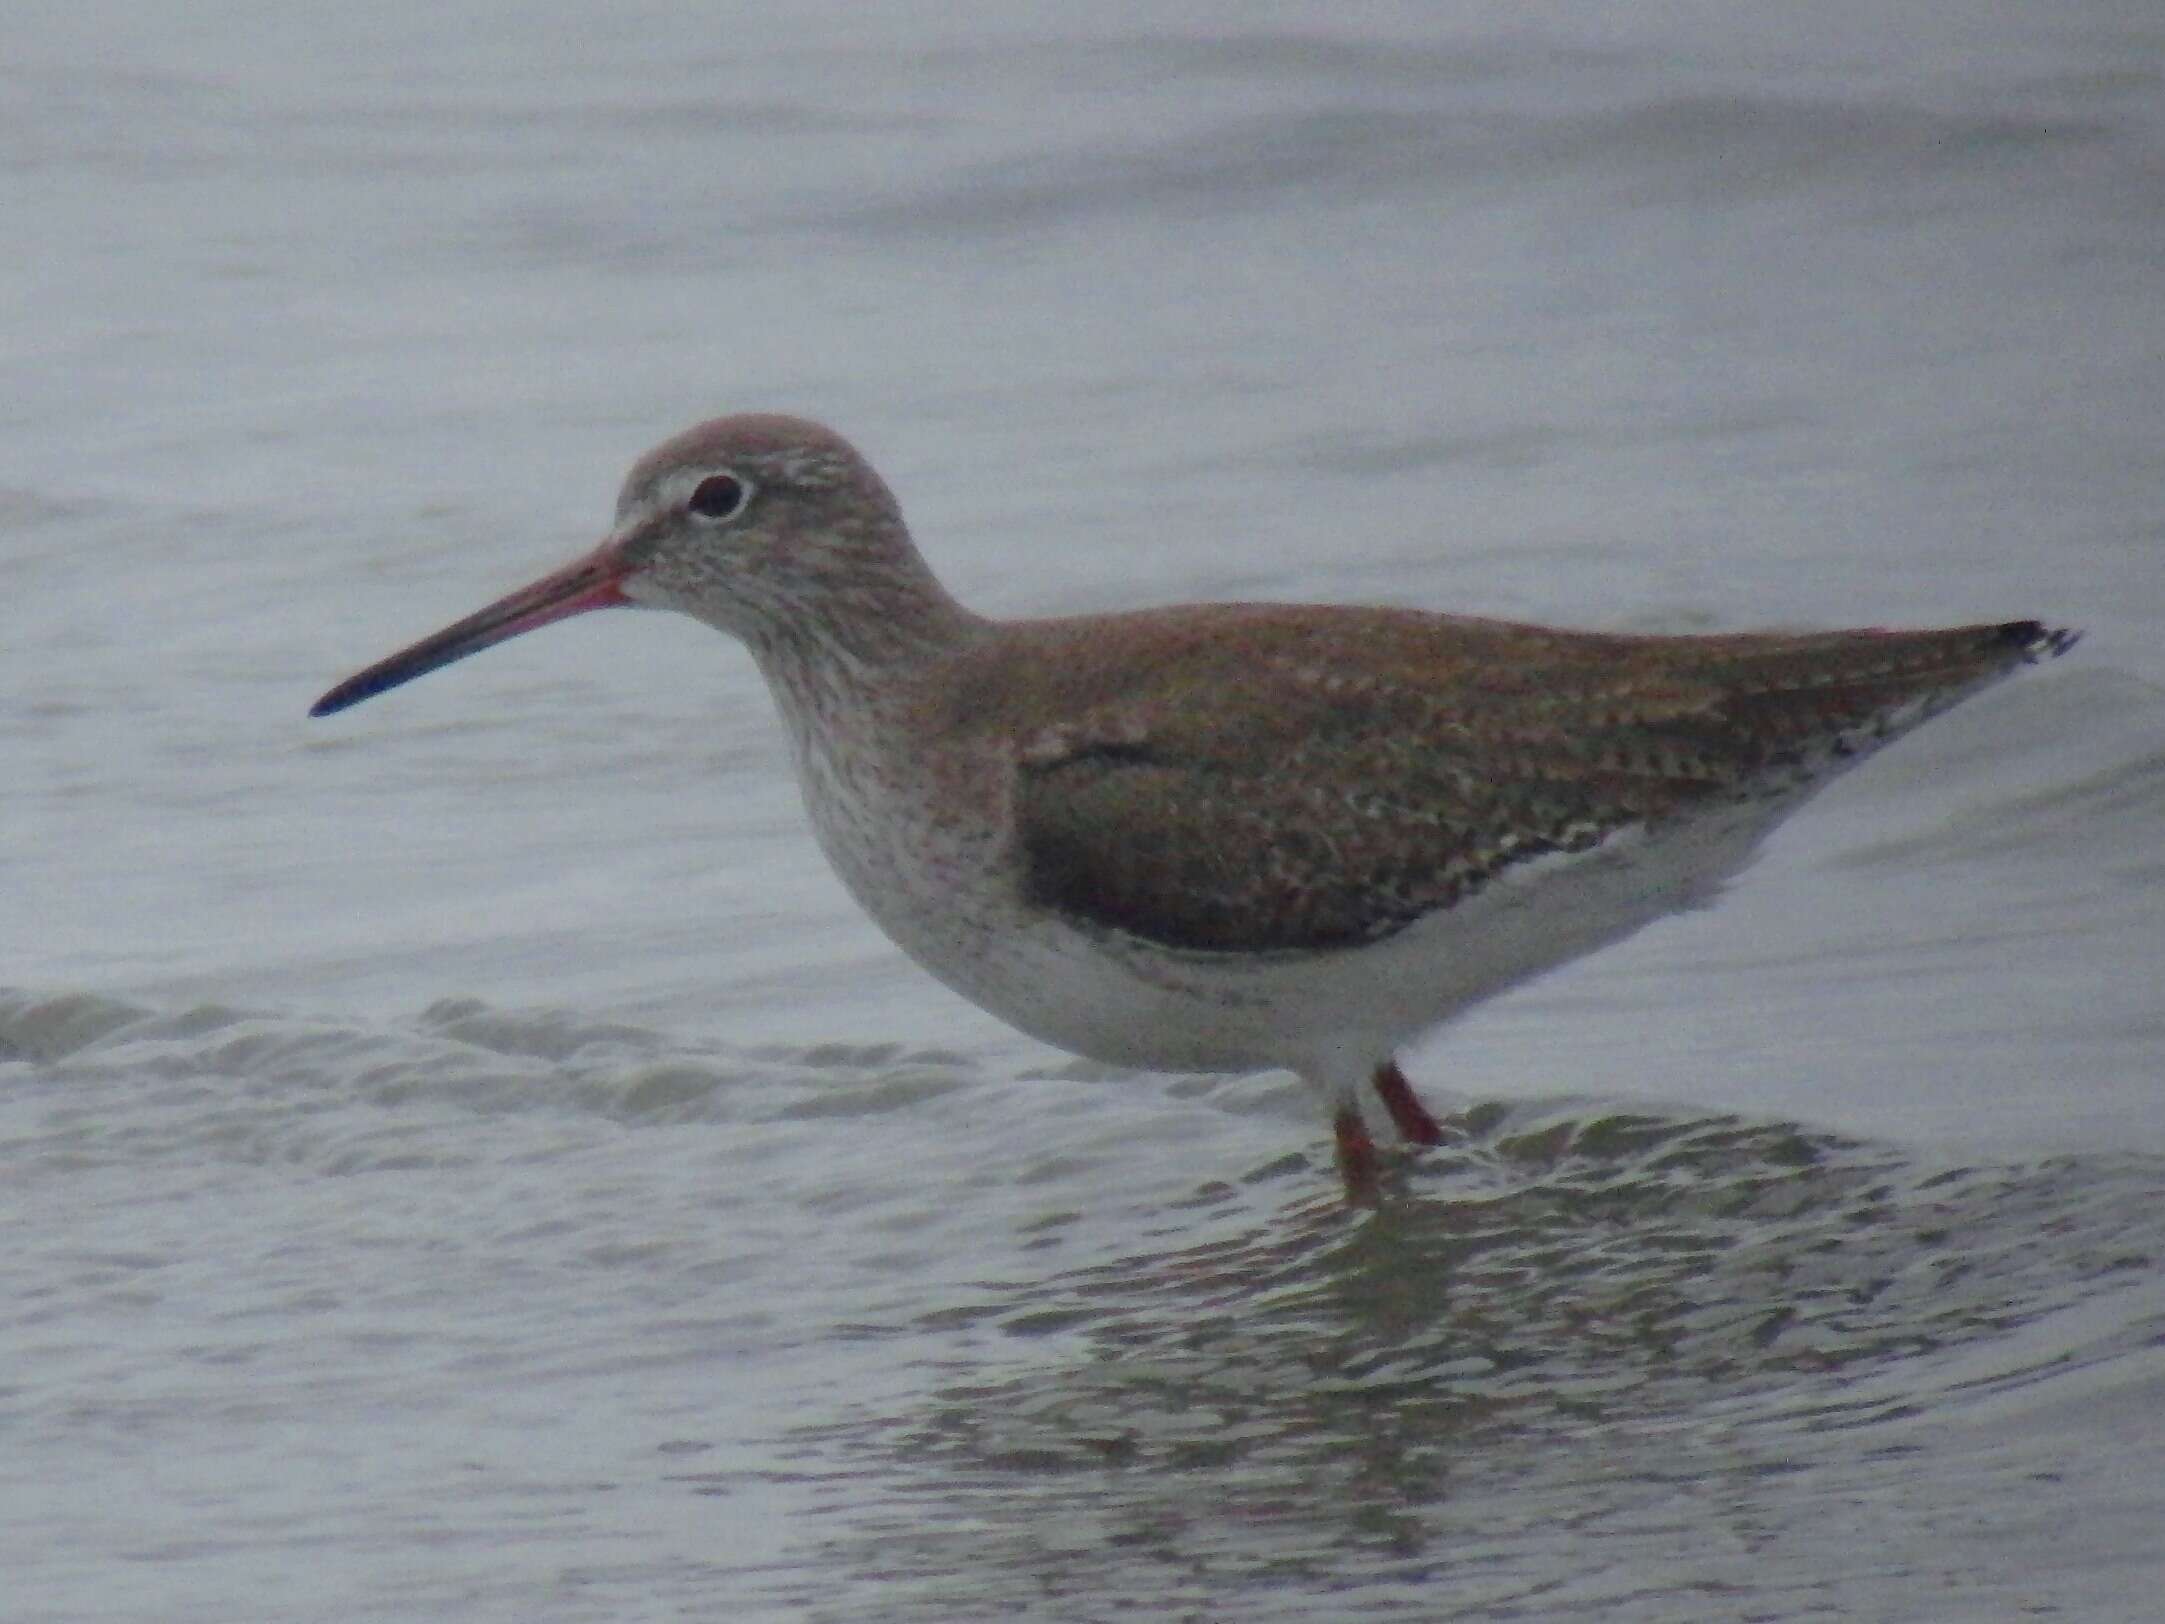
{"left": 1012, "top": 617, "right": 2063, "bottom": 954}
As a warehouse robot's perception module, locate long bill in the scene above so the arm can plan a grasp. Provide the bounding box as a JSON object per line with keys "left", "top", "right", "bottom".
{"left": 310, "top": 540, "right": 632, "bottom": 717}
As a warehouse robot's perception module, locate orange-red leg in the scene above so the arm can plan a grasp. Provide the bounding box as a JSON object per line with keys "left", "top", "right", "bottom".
{"left": 1333, "top": 1105, "right": 1383, "bottom": 1207}
{"left": 1373, "top": 1058, "right": 1445, "bottom": 1146}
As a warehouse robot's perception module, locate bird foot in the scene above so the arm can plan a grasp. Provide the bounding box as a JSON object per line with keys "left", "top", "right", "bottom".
{"left": 1333, "top": 1106, "right": 1384, "bottom": 1207}
{"left": 1373, "top": 1058, "right": 1447, "bottom": 1147}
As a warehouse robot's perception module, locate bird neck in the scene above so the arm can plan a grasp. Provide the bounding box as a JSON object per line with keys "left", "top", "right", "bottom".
{"left": 740, "top": 553, "right": 988, "bottom": 730}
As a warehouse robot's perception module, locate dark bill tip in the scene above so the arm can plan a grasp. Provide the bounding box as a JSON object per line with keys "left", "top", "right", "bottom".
{"left": 310, "top": 677, "right": 381, "bottom": 719}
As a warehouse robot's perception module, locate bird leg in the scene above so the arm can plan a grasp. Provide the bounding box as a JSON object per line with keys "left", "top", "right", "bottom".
{"left": 1332, "top": 1105, "right": 1383, "bottom": 1207}
{"left": 1372, "top": 1058, "right": 1446, "bottom": 1146}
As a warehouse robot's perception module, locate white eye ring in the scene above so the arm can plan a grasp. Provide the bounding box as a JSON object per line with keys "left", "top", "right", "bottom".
{"left": 688, "top": 472, "right": 752, "bottom": 521}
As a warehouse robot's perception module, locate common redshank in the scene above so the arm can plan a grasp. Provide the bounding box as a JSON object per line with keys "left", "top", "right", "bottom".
{"left": 312, "top": 415, "right": 2077, "bottom": 1203}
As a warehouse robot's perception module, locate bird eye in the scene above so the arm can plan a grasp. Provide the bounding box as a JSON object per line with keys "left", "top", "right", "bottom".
{"left": 688, "top": 473, "right": 748, "bottom": 520}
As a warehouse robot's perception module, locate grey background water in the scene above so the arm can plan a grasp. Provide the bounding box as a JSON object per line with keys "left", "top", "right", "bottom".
{"left": 5, "top": 3, "right": 2163, "bottom": 1619}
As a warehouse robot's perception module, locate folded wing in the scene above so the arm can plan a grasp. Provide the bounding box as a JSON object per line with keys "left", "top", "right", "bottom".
{"left": 1005, "top": 612, "right": 2066, "bottom": 954}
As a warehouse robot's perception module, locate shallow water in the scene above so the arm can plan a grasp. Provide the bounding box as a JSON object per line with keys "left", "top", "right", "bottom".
{"left": 5, "top": 3, "right": 2164, "bottom": 1619}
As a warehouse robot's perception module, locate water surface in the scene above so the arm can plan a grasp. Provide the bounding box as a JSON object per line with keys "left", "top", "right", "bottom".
{"left": 5, "top": 3, "right": 2162, "bottom": 1618}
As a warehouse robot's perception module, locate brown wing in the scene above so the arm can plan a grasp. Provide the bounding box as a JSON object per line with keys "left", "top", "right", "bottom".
{"left": 1005, "top": 612, "right": 2068, "bottom": 954}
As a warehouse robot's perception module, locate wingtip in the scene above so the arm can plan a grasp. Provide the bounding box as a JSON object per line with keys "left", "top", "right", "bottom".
{"left": 2000, "top": 620, "right": 2082, "bottom": 662}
